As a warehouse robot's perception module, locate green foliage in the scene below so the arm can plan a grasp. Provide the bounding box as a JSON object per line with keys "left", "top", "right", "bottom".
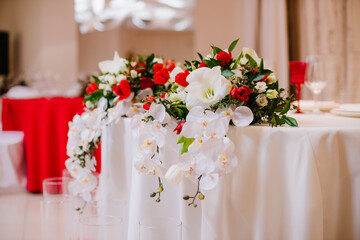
{"left": 228, "top": 38, "right": 239, "bottom": 52}
{"left": 177, "top": 134, "right": 195, "bottom": 155}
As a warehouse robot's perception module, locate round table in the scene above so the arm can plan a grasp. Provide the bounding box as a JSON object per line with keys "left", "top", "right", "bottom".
{"left": 99, "top": 112, "right": 360, "bottom": 240}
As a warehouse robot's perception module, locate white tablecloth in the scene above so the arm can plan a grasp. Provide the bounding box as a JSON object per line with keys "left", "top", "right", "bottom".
{"left": 99, "top": 113, "right": 360, "bottom": 240}
{"left": 0, "top": 131, "right": 26, "bottom": 193}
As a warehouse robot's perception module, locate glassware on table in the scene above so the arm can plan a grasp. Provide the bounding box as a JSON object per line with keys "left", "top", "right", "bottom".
{"left": 305, "top": 55, "right": 327, "bottom": 113}
{"left": 79, "top": 199, "right": 124, "bottom": 240}
{"left": 139, "top": 217, "right": 182, "bottom": 240}
{"left": 289, "top": 61, "right": 307, "bottom": 113}
{"left": 42, "top": 177, "right": 71, "bottom": 198}
{"left": 41, "top": 177, "right": 76, "bottom": 240}
{"left": 80, "top": 199, "right": 128, "bottom": 240}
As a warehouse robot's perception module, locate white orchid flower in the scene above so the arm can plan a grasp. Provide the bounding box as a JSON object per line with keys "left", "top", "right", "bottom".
{"left": 201, "top": 137, "right": 238, "bottom": 175}
{"left": 148, "top": 103, "right": 171, "bottom": 124}
{"left": 181, "top": 106, "right": 229, "bottom": 139}
{"left": 178, "top": 152, "right": 219, "bottom": 190}
{"left": 68, "top": 173, "right": 98, "bottom": 202}
{"left": 134, "top": 155, "right": 164, "bottom": 177}
{"left": 185, "top": 66, "right": 231, "bottom": 110}
{"left": 98, "top": 51, "right": 128, "bottom": 74}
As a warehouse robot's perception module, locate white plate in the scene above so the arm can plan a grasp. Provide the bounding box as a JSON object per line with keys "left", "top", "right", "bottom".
{"left": 330, "top": 109, "right": 360, "bottom": 118}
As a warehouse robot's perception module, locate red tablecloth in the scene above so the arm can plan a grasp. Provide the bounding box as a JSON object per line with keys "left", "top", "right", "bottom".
{"left": 1, "top": 97, "right": 101, "bottom": 192}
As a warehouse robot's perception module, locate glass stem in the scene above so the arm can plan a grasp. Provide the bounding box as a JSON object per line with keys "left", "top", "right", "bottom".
{"left": 313, "top": 93, "right": 320, "bottom": 113}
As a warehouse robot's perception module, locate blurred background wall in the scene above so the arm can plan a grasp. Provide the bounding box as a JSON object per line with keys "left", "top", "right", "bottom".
{"left": 0, "top": 0, "right": 359, "bottom": 102}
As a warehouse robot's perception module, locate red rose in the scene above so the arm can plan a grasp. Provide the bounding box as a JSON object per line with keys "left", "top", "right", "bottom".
{"left": 165, "top": 60, "right": 176, "bottom": 72}
{"left": 198, "top": 61, "right": 207, "bottom": 68}
{"left": 135, "top": 62, "right": 146, "bottom": 74}
{"left": 153, "top": 63, "right": 164, "bottom": 75}
{"left": 113, "top": 80, "right": 132, "bottom": 100}
{"left": 143, "top": 96, "right": 156, "bottom": 110}
{"left": 86, "top": 82, "right": 98, "bottom": 94}
{"left": 173, "top": 121, "right": 186, "bottom": 135}
{"left": 139, "top": 77, "right": 154, "bottom": 89}
{"left": 216, "top": 51, "right": 232, "bottom": 66}
{"left": 230, "top": 86, "right": 252, "bottom": 102}
{"left": 175, "top": 69, "right": 190, "bottom": 87}
{"left": 154, "top": 69, "right": 170, "bottom": 85}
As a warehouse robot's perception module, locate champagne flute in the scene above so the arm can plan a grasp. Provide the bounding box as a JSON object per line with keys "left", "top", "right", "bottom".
{"left": 305, "top": 55, "right": 327, "bottom": 113}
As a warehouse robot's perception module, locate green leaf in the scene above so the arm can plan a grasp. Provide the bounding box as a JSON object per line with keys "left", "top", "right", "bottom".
{"left": 184, "top": 60, "right": 192, "bottom": 67}
{"left": 245, "top": 54, "right": 257, "bottom": 68}
{"left": 228, "top": 39, "right": 239, "bottom": 52}
{"left": 280, "top": 100, "right": 291, "bottom": 114}
{"left": 261, "top": 69, "right": 273, "bottom": 75}
{"left": 92, "top": 75, "right": 101, "bottom": 85}
{"left": 211, "top": 46, "right": 223, "bottom": 54}
{"left": 283, "top": 116, "right": 298, "bottom": 127}
{"left": 259, "top": 58, "right": 264, "bottom": 71}
{"left": 197, "top": 52, "right": 203, "bottom": 61}
{"left": 252, "top": 74, "right": 266, "bottom": 82}
{"left": 177, "top": 134, "right": 195, "bottom": 155}
{"left": 221, "top": 69, "right": 235, "bottom": 78}
{"left": 84, "top": 90, "right": 103, "bottom": 103}
{"left": 203, "top": 59, "right": 215, "bottom": 68}
{"left": 146, "top": 54, "right": 155, "bottom": 66}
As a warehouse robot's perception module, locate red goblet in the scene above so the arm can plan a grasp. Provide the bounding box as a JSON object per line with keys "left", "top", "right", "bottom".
{"left": 289, "top": 61, "right": 307, "bottom": 113}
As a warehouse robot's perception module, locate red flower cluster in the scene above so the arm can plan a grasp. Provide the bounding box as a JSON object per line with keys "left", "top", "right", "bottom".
{"left": 113, "top": 80, "right": 132, "bottom": 100}
{"left": 173, "top": 121, "right": 186, "bottom": 135}
{"left": 216, "top": 51, "right": 232, "bottom": 66}
{"left": 86, "top": 82, "right": 98, "bottom": 94}
{"left": 154, "top": 68, "right": 170, "bottom": 85}
{"left": 175, "top": 69, "right": 190, "bottom": 87}
{"left": 135, "top": 62, "right": 146, "bottom": 74}
{"left": 230, "top": 86, "right": 252, "bottom": 102}
{"left": 198, "top": 62, "right": 207, "bottom": 68}
{"left": 139, "top": 77, "right": 154, "bottom": 90}
{"left": 143, "top": 96, "right": 157, "bottom": 110}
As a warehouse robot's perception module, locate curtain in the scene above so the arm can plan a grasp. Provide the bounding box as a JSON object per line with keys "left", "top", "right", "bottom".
{"left": 288, "top": 0, "right": 360, "bottom": 103}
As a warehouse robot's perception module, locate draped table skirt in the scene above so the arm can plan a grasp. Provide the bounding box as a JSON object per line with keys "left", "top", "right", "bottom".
{"left": 99, "top": 113, "right": 360, "bottom": 240}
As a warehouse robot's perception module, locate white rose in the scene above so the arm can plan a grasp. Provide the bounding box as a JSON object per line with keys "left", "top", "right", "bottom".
{"left": 256, "top": 94, "right": 268, "bottom": 107}
{"left": 85, "top": 101, "right": 94, "bottom": 109}
{"left": 115, "top": 74, "right": 126, "bottom": 84}
{"left": 98, "top": 83, "right": 107, "bottom": 90}
{"left": 266, "top": 89, "right": 278, "bottom": 99}
{"left": 267, "top": 73, "right": 277, "bottom": 84}
{"left": 104, "top": 74, "right": 116, "bottom": 85}
{"left": 165, "top": 165, "right": 184, "bottom": 184}
{"left": 130, "top": 70, "right": 138, "bottom": 78}
{"left": 168, "top": 92, "right": 180, "bottom": 101}
{"left": 255, "top": 82, "right": 267, "bottom": 93}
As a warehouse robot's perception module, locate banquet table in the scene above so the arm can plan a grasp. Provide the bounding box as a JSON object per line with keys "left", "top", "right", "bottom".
{"left": 1, "top": 97, "right": 101, "bottom": 192}
{"left": 99, "top": 112, "right": 360, "bottom": 240}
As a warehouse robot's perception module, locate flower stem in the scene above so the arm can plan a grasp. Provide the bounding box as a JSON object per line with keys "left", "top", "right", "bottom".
{"left": 184, "top": 175, "right": 204, "bottom": 207}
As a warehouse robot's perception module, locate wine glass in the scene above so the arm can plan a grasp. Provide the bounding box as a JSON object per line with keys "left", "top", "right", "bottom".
{"left": 289, "top": 61, "right": 307, "bottom": 113}
{"left": 305, "top": 55, "right": 327, "bottom": 113}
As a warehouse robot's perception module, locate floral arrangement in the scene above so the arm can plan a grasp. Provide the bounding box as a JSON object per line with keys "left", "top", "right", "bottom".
{"left": 66, "top": 39, "right": 297, "bottom": 205}
{"left": 65, "top": 52, "right": 177, "bottom": 201}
